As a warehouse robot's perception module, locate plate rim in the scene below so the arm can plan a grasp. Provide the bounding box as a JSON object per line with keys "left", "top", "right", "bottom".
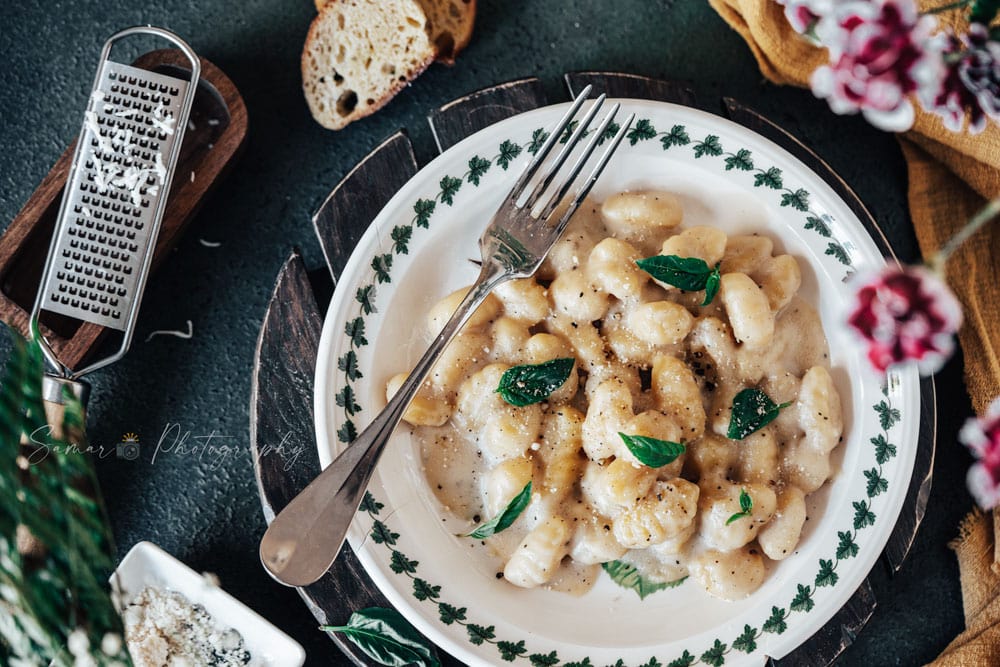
{"left": 313, "top": 98, "right": 921, "bottom": 666}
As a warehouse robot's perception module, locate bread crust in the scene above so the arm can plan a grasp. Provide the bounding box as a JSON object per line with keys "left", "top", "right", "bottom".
{"left": 302, "top": 0, "right": 436, "bottom": 130}
{"left": 419, "top": 0, "right": 477, "bottom": 65}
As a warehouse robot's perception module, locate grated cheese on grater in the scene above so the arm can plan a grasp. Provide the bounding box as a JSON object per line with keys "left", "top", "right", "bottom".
{"left": 122, "top": 586, "right": 252, "bottom": 666}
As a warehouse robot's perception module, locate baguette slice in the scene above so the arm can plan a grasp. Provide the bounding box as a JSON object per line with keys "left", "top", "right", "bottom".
{"left": 302, "top": 0, "right": 436, "bottom": 130}
{"left": 416, "top": 0, "right": 476, "bottom": 64}
{"left": 313, "top": 0, "right": 476, "bottom": 64}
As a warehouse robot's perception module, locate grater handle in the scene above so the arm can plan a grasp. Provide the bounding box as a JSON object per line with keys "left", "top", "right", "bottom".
{"left": 39, "top": 376, "right": 90, "bottom": 453}
{"left": 104, "top": 26, "right": 200, "bottom": 73}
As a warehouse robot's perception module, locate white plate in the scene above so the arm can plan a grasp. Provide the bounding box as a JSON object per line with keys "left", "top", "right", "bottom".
{"left": 314, "top": 100, "right": 919, "bottom": 666}
{"left": 114, "top": 541, "right": 305, "bottom": 666}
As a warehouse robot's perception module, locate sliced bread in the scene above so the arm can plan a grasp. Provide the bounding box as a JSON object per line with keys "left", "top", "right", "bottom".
{"left": 313, "top": 0, "right": 476, "bottom": 64}
{"left": 416, "top": 0, "right": 477, "bottom": 64}
{"left": 302, "top": 0, "right": 436, "bottom": 130}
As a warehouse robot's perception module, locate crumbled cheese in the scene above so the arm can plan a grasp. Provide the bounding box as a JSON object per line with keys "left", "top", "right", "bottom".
{"left": 84, "top": 110, "right": 113, "bottom": 154}
{"left": 91, "top": 156, "right": 112, "bottom": 194}
{"left": 111, "top": 164, "right": 153, "bottom": 206}
{"left": 153, "top": 153, "right": 167, "bottom": 182}
{"left": 113, "top": 107, "right": 139, "bottom": 119}
{"left": 122, "top": 586, "right": 251, "bottom": 667}
{"left": 84, "top": 92, "right": 168, "bottom": 207}
{"left": 150, "top": 104, "right": 176, "bottom": 135}
{"left": 145, "top": 320, "right": 194, "bottom": 342}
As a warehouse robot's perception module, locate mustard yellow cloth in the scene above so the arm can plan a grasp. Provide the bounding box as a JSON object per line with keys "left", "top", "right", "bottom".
{"left": 708, "top": 2, "right": 1000, "bottom": 665}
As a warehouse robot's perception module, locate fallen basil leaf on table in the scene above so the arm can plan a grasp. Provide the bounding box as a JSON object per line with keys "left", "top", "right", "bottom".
{"left": 618, "top": 432, "right": 685, "bottom": 468}
{"left": 321, "top": 607, "right": 441, "bottom": 667}
{"left": 496, "top": 357, "right": 575, "bottom": 406}
{"left": 726, "top": 488, "right": 754, "bottom": 525}
{"left": 464, "top": 482, "right": 532, "bottom": 539}
{"left": 602, "top": 560, "right": 687, "bottom": 599}
{"left": 727, "top": 388, "right": 792, "bottom": 439}
{"left": 636, "top": 254, "right": 722, "bottom": 305}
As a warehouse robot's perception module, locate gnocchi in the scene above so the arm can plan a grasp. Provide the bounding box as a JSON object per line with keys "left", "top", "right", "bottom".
{"left": 392, "top": 190, "right": 844, "bottom": 601}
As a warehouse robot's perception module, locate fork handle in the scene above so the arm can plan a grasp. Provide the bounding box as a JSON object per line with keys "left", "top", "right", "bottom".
{"left": 260, "top": 260, "right": 509, "bottom": 587}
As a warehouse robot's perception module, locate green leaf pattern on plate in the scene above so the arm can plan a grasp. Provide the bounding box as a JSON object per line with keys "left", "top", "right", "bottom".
{"left": 331, "top": 122, "right": 899, "bottom": 665}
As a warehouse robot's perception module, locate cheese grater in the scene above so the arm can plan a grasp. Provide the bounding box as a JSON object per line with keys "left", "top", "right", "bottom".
{"left": 31, "top": 26, "right": 200, "bottom": 403}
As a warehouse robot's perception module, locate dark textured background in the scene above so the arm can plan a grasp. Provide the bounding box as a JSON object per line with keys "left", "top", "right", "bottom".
{"left": 0, "top": 1, "right": 977, "bottom": 664}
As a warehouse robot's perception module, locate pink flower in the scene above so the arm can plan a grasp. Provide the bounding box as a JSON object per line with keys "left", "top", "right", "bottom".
{"left": 778, "top": 0, "right": 834, "bottom": 35}
{"left": 847, "top": 264, "right": 962, "bottom": 375}
{"left": 810, "top": 0, "right": 944, "bottom": 131}
{"left": 922, "top": 23, "right": 1000, "bottom": 134}
{"left": 961, "top": 398, "right": 1000, "bottom": 509}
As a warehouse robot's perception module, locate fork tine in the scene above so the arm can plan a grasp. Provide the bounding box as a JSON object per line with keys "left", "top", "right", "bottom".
{"left": 547, "top": 112, "right": 635, "bottom": 236}
{"left": 504, "top": 85, "right": 593, "bottom": 204}
{"left": 522, "top": 94, "right": 606, "bottom": 210}
{"left": 536, "top": 104, "right": 626, "bottom": 221}
{"left": 559, "top": 112, "right": 635, "bottom": 224}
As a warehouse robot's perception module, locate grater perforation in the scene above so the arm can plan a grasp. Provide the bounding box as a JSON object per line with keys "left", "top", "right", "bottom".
{"left": 33, "top": 26, "right": 200, "bottom": 379}
{"left": 40, "top": 60, "right": 187, "bottom": 331}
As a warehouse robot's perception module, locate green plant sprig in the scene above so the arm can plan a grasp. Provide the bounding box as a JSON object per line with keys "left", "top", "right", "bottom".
{"left": 0, "top": 326, "right": 131, "bottom": 666}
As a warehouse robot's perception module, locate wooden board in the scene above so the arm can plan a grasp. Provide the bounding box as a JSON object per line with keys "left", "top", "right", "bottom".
{"left": 0, "top": 48, "right": 248, "bottom": 370}
{"left": 250, "top": 73, "right": 937, "bottom": 667}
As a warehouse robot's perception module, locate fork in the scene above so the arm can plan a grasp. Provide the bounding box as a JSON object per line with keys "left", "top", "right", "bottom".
{"left": 260, "top": 87, "right": 634, "bottom": 587}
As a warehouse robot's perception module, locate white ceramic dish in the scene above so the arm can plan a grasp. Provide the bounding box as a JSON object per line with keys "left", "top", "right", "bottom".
{"left": 314, "top": 99, "right": 920, "bottom": 666}
{"left": 113, "top": 541, "right": 305, "bottom": 666}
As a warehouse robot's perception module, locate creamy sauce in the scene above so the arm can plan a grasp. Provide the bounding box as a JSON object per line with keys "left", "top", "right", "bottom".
{"left": 421, "top": 423, "right": 482, "bottom": 520}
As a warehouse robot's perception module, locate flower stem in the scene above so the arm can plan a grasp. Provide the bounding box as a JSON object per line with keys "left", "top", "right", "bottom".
{"left": 929, "top": 197, "right": 1000, "bottom": 274}
{"left": 922, "top": 0, "right": 972, "bottom": 15}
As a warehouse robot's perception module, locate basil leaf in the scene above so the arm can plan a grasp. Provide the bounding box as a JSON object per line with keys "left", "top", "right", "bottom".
{"left": 618, "top": 432, "right": 685, "bottom": 468}
{"left": 637, "top": 255, "right": 722, "bottom": 304}
{"left": 636, "top": 255, "right": 712, "bottom": 291}
{"left": 464, "top": 482, "right": 532, "bottom": 539}
{"left": 602, "top": 560, "right": 687, "bottom": 600}
{"left": 496, "top": 358, "right": 575, "bottom": 406}
{"left": 322, "top": 607, "right": 441, "bottom": 667}
{"left": 726, "top": 489, "right": 753, "bottom": 525}
{"left": 727, "top": 388, "right": 792, "bottom": 440}
{"left": 701, "top": 264, "right": 721, "bottom": 306}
